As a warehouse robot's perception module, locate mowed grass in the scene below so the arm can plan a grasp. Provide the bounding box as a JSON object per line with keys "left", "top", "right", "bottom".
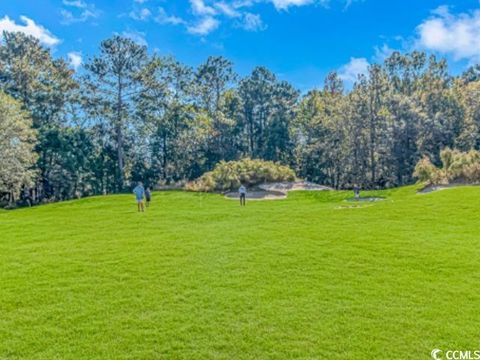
{"left": 1, "top": 186, "right": 479, "bottom": 359}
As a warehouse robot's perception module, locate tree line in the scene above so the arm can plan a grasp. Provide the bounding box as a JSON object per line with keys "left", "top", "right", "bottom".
{"left": 1, "top": 31, "right": 480, "bottom": 205}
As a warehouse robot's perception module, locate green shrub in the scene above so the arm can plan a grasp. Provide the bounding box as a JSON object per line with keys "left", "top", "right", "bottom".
{"left": 185, "top": 159, "right": 296, "bottom": 192}
{"left": 413, "top": 148, "right": 480, "bottom": 185}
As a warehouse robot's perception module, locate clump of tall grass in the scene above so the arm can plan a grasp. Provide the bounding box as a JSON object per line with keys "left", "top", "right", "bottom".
{"left": 185, "top": 158, "right": 296, "bottom": 192}
{"left": 414, "top": 148, "right": 480, "bottom": 185}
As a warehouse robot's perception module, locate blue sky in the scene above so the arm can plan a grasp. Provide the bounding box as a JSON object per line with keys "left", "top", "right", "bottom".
{"left": 1, "top": 0, "right": 480, "bottom": 90}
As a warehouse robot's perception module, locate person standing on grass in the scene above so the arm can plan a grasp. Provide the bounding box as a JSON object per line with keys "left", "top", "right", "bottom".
{"left": 133, "top": 182, "right": 145, "bottom": 212}
{"left": 145, "top": 187, "right": 152, "bottom": 208}
{"left": 353, "top": 184, "right": 360, "bottom": 200}
{"left": 239, "top": 184, "right": 247, "bottom": 206}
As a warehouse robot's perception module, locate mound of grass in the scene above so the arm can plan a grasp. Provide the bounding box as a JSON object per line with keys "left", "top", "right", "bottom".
{"left": 1, "top": 186, "right": 480, "bottom": 358}
{"left": 185, "top": 158, "right": 295, "bottom": 192}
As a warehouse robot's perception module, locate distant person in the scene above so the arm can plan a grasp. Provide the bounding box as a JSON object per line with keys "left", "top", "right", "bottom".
{"left": 133, "top": 182, "right": 145, "bottom": 212}
{"left": 239, "top": 184, "right": 246, "bottom": 206}
{"left": 353, "top": 184, "right": 360, "bottom": 200}
{"left": 145, "top": 187, "right": 152, "bottom": 208}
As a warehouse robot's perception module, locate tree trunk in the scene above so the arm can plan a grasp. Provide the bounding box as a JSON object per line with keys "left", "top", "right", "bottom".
{"left": 246, "top": 107, "right": 254, "bottom": 156}
{"left": 116, "top": 76, "right": 124, "bottom": 191}
{"left": 162, "top": 134, "right": 168, "bottom": 181}
{"left": 369, "top": 98, "right": 377, "bottom": 186}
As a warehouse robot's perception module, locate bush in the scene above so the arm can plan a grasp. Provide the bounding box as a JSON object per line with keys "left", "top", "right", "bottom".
{"left": 185, "top": 158, "right": 296, "bottom": 192}
{"left": 413, "top": 157, "right": 443, "bottom": 185}
{"left": 413, "top": 148, "right": 480, "bottom": 185}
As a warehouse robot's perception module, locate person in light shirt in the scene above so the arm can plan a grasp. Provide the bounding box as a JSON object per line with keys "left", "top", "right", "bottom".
{"left": 133, "top": 182, "right": 145, "bottom": 212}
{"left": 239, "top": 184, "right": 246, "bottom": 206}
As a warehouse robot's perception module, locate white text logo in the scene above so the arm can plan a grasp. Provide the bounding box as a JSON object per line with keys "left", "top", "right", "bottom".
{"left": 432, "top": 349, "right": 480, "bottom": 360}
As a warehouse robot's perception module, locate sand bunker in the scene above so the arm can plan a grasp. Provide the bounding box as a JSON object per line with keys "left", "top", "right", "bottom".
{"left": 346, "top": 197, "right": 384, "bottom": 202}
{"left": 224, "top": 181, "right": 331, "bottom": 201}
{"left": 418, "top": 183, "right": 479, "bottom": 194}
{"left": 224, "top": 190, "right": 287, "bottom": 200}
{"left": 259, "top": 181, "right": 332, "bottom": 192}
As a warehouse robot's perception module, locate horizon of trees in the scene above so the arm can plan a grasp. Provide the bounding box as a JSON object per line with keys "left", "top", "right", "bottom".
{"left": 1, "top": 31, "right": 480, "bottom": 206}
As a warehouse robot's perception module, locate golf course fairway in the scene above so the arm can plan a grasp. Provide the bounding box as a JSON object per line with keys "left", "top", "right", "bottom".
{"left": 1, "top": 186, "right": 479, "bottom": 359}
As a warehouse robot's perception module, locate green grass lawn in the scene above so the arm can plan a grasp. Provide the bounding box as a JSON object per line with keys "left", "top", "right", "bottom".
{"left": 1, "top": 186, "right": 479, "bottom": 359}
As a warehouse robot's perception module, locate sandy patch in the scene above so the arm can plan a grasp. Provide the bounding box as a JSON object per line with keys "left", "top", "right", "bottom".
{"left": 224, "top": 190, "right": 287, "bottom": 200}
{"left": 224, "top": 181, "right": 331, "bottom": 201}
{"left": 259, "top": 181, "right": 332, "bottom": 192}
{"left": 418, "top": 183, "right": 480, "bottom": 194}
{"left": 346, "top": 197, "right": 385, "bottom": 202}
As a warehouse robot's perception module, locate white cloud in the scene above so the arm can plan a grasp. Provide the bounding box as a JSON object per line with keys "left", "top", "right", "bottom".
{"left": 61, "top": 1, "right": 100, "bottom": 24}
{"left": 374, "top": 43, "right": 395, "bottom": 62}
{"left": 151, "top": 0, "right": 349, "bottom": 36}
{"left": 155, "top": 8, "right": 185, "bottom": 25}
{"left": 416, "top": 6, "right": 480, "bottom": 63}
{"left": 241, "top": 13, "right": 266, "bottom": 31}
{"left": 67, "top": 52, "right": 82, "bottom": 70}
{"left": 343, "top": 0, "right": 363, "bottom": 10}
{"left": 187, "top": 16, "right": 220, "bottom": 35}
{"left": 268, "top": 0, "right": 356, "bottom": 11}
{"left": 0, "top": 15, "right": 60, "bottom": 46}
{"left": 190, "top": 0, "right": 217, "bottom": 16}
{"left": 61, "top": 9, "right": 99, "bottom": 24}
{"left": 122, "top": 30, "right": 148, "bottom": 46}
{"left": 339, "top": 57, "right": 369, "bottom": 83}
{"left": 62, "top": 0, "right": 87, "bottom": 8}
{"left": 129, "top": 8, "right": 151, "bottom": 21}
{"left": 215, "top": 2, "right": 241, "bottom": 17}
{"left": 270, "top": 0, "right": 315, "bottom": 10}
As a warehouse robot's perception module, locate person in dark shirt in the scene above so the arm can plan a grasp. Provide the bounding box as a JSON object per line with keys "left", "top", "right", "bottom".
{"left": 239, "top": 184, "right": 246, "bottom": 206}
{"left": 353, "top": 184, "right": 360, "bottom": 200}
{"left": 145, "top": 187, "right": 152, "bottom": 208}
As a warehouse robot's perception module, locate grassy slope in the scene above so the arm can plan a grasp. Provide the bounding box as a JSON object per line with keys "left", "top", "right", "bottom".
{"left": 1, "top": 186, "right": 479, "bottom": 359}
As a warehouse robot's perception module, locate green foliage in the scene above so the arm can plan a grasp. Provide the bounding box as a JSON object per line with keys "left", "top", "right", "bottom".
{"left": 291, "top": 79, "right": 345, "bottom": 188}
{"left": 186, "top": 158, "right": 295, "bottom": 192}
{"left": 414, "top": 148, "right": 480, "bottom": 185}
{"left": 0, "top": 91, "right": 37, "bottom": 202}
{"left": 0, "top": 32, "right": 77, "bottom": 128}
{"left": 2, "top": 32, "right": 480, "bottom": 205}
{"left": 238, "top": 67, "right": 299, "bottom": 162}
{"left": 84, "top": 35, "right": 149, "bottom": 191}
{"left": 0, "top": 31, "right": 81, "bottom": 203}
